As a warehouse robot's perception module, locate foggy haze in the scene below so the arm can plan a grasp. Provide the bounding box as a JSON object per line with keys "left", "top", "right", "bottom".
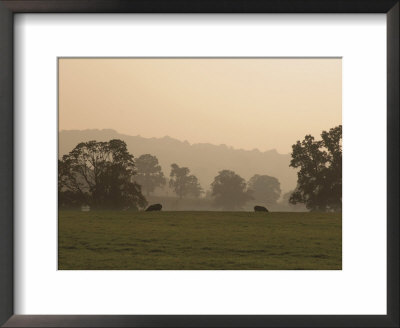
{"left": 59, "top": 129, "right": 297, "bottom": 195}
{"left": 59, "top": 58, "right": 342, "bottom": 154}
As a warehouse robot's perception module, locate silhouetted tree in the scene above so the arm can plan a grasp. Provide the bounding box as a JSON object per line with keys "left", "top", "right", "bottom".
{"left": 248, "top": 174, "right": 281, "bottom": 206}
{"left": 289, "top": 125, "right": 342, "bottom": 212}
{"left": 134, "top": 154, "right": 166, "bottom": 196}
{"left": 59, "top": 139, "right": 147, "bottom": 210}
{"left": 58, "top": 159, "right": 89, "bottom": 208}
{"left": 185, "top": 175, "right": 203, "bottom": 198}
{"left": 169, "top": 163, "right": 202, "bottom": 199}
{"left": 211, "top": 170, "right": 252, "bottom": 210}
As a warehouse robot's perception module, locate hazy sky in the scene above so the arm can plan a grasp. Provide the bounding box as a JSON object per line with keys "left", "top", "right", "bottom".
{"left": 59, "top": 58, "right": 341, "bottom": 154}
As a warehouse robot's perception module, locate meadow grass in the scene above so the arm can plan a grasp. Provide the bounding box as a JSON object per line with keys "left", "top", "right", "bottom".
{"left": 58, "top": 211, "right": 341, "bottom": 270}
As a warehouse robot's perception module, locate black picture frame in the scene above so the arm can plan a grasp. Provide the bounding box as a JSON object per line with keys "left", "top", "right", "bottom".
{"left": 0, "top": 1, "right": 398, "bottom": 327}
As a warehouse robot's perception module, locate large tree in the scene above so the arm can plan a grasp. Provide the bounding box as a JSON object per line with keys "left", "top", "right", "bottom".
{"left": 58, "top": 139, "right": 147, "bottom": 210}
{"left": 289, "top": 125, "right": 342, "bottom": 212}
{"left": 134, "top": 154, "right": 166, "bottom": 196}
{"left": 58, "top": 159, "right": 90, "bottom": 208}
{"left": 169, "top": 163, "right": 202, "bottom": 199}
{"left": 211, "top": 170, "right": 252, "bottom": 210}
{"left": 248, "top": 174, "right": 281, "bottom": 206}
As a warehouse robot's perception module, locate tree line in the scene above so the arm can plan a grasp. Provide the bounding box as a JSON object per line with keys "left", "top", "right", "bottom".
{"left": 59, "top": 125, "right": 341, "bottom": 212}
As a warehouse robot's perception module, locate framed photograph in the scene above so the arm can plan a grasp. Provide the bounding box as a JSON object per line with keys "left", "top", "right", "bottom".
{"left": 0, "top": 0, "right": 398, "bottom": 327}
{"left": 57, "top": 56, "right": 342, "bottom": 271}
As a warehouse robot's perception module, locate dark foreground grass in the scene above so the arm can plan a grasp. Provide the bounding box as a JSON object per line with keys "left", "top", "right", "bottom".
{"left": 58, "top": 211, "right": 341, "bottom": 270}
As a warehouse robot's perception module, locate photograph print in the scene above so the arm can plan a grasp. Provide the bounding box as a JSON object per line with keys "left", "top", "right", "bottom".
{"left": 58, "top": 58, "right": 342, "bottom": 270}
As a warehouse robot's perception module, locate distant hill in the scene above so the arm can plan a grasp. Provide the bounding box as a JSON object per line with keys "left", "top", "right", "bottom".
{"left": 59, "top": 129, "right": 298, "bottom": 194}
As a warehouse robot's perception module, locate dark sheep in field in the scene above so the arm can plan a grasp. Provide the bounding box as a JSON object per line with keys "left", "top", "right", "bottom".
{"left": 254, "top": 205, "right": 269, "bottom": 212}
{"left": 145, "top": 204, "right": 162, "bottom": 211}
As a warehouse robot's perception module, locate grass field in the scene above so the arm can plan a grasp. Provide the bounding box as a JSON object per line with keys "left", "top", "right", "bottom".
{"left": 58, "top": 211, "right": 341, "bottom": 270}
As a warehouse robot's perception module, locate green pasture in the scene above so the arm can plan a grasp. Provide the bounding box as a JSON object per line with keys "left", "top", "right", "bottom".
{"left": 58, "top": 211, "right": 341, "bottom": 270}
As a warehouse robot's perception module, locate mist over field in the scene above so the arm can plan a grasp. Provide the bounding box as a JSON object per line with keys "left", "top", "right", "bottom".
{"left": 59, "top": 129, "right": 298, "bottom": 202}
{"left": 58, "top": 58, "right": 341, "bottom": 213}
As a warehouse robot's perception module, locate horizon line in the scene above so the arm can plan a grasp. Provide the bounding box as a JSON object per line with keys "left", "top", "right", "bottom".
{"left": 59, "top": 128, "right": 291, "bottom": 155}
